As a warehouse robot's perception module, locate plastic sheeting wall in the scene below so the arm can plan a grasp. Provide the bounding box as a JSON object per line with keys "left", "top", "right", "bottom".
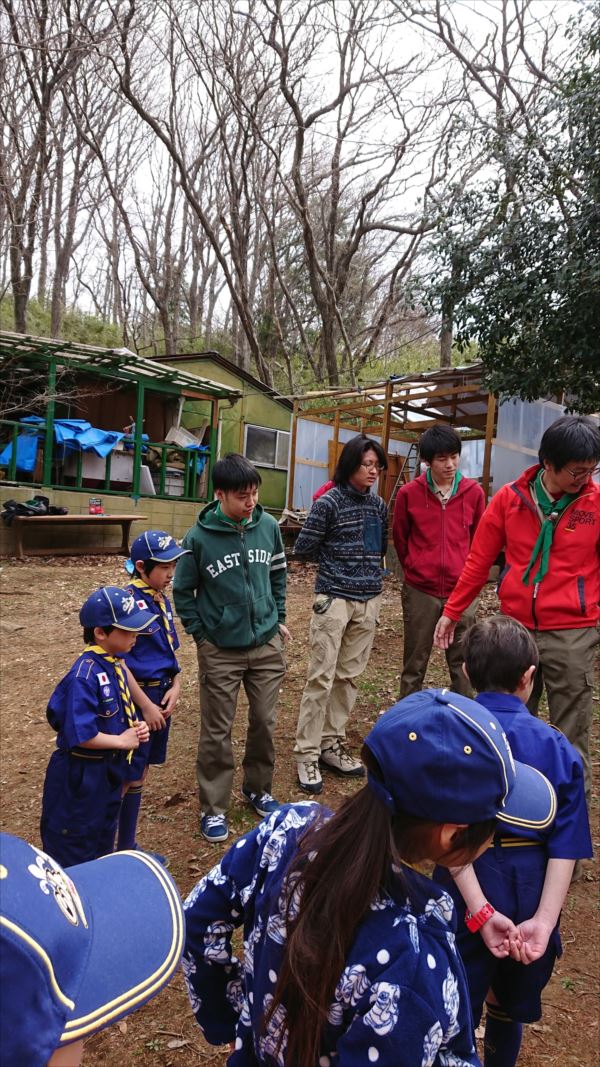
{"left": 492, "top": 398, "right": 566, "bottom": 493}
{"left": 292, "top": 419, "right": 408, "bottom": 509}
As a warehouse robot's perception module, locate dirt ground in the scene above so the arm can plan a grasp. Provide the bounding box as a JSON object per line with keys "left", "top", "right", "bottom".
{"left": 1, "top": 556, "right": 598, "bottom": 1067}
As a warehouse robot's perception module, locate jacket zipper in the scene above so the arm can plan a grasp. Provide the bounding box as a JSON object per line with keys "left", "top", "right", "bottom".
{"left": 239, "top": 528, "right": 257, "bottom": 646}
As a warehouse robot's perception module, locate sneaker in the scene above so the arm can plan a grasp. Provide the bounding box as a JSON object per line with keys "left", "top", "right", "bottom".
{"left": 132, "top": 843, "right": 170, "bottom": 869}
{"left": 319, "top": 741, "right": 365, "bottom": 778}
{"left": 242, "top": 789, "right": 281, "bottom": 818}
{"left": 201, "top": 814, "right": 229, "bottom": 842}
{"left": 297, "top": 760, "right": 323, "bottom": 795}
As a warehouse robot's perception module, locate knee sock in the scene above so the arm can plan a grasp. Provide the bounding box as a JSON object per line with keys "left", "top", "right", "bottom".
{"left": 117, "top": 785, "right": 143, "bottom": 850}
{"left": 484, "top": 1003, "right": 523, "bottom": 1067}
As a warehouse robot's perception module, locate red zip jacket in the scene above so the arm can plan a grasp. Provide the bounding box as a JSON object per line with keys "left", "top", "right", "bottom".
{"left": 393, "top": 473, "right": 485, "bottom": 598}
{"left": 443, "top": 464, "right": 600, "bottom": 631}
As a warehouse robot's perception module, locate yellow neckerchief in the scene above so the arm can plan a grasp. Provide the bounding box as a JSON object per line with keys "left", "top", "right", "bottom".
{"left": 85, "top": 644, "right": 138, "bottom": 762}
{"left": 129, "top": 577, "right": 175, "bottom": 651}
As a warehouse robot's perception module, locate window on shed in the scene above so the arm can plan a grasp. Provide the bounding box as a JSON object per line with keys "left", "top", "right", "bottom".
{"left": 244, "top": 425, "right": 290, "bottom": 469}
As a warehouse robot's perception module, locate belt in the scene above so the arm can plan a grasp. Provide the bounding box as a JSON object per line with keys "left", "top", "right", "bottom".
{"left": 139, "top": 677, "right": 172, "bottom": 688}
{"left": 69, "top": 748, "right": 122, "bottom": 761}
{"left": 491, "top": 836, "right": 543, "bottom": 848}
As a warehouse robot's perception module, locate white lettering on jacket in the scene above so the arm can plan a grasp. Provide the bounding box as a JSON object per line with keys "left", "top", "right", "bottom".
{"left": 205, "top": 549, "right": 271, "bottom": 579}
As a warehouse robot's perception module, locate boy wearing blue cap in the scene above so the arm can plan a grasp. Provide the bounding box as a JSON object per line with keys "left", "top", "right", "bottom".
{"left": 182, "top": 689, "right": 556, "bottom": 1067}
{"left": 39, "top": 586, "right": 164, "bottom": 869}
{"left": 117, "top": 530, "right": 189, "bottom": 858}
{"left": 435, "top": 616, "right": 592, "bottom": 1067}
{"left": 0, "top": 831, "right": 184, "bottom": 1067}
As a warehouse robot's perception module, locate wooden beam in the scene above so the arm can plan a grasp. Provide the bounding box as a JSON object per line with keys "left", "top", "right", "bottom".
{"left": 482, "top": 393, "right": 497, "bottom": 501}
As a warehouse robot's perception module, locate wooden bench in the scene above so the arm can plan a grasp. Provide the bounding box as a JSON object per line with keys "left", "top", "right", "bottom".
{"left": 11, "top": 514, "right": 148, "bottom": 560}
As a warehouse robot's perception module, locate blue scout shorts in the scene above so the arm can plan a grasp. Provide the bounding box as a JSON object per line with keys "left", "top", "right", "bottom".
{"left": 434, "top": 841, "right": 562, "bottom": 1024}
{"left": 40, "top": 748, "right": 127, "bottom": 868}
{"left": 125, "top": 677, "right": 173, "bottom": 782}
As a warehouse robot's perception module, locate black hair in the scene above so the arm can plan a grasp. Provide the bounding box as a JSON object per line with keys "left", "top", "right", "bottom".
{"left": 333, "top": 435, "right": 387, "bottom": 485}
{"left": 136, "top": 558, "right": 160, "bottom": 576}
{"left": 462, "top": 615, "right": 539, "bottom": 694}
{"left": 83, "top": 625, "right": 114, "bottom": 643}
{"left": 419, "top": 425, "right": 462, "bottom": 462}
{"left": 265, "top": 744, "right": 495, "bottom": 1066}
{"left": 538, "top": 415, "right": 600, "bottom": 470}
{"left": 212, "top": 453, "right": 262, "bottom": 492}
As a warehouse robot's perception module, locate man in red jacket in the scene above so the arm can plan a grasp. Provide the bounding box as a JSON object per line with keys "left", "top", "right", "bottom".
{"left": 434, "top": 414, "right": 600, "bottom": 802}
{"left": 393, "top": 426, "right": 485, "bottom": 697}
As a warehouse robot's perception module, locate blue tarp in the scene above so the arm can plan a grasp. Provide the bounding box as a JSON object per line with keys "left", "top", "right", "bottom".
{"left": 0, "top": 416, "right": 125, "bottom": 471}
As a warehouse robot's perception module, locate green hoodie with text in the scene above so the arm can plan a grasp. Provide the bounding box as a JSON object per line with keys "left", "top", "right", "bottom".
{"left": 173, "top": 501, "right": 287, "bottom": 649}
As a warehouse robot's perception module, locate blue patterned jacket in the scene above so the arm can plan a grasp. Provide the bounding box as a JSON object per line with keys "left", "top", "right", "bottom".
{"left": 294, "top": 484, "right": 388, "bottom": 601}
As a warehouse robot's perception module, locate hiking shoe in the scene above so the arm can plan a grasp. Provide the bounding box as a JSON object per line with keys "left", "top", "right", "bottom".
{"left": 201, "top": 814, "right": 229, "bottom": 842}
{"left": 132, "top": 843, "right": 170, "bottom": 868}
{"left": 297, "top": 760, "right": 323, "bottom": 795}
{"left": 319, "top": 741, "right": 365, "bottom": 778}
{"left": 242, "top": 789, "right": 281, "bottom": 818}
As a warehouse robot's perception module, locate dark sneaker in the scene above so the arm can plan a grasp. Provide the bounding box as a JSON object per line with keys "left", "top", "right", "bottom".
{"left": 242, "top": 789, "right": 281, "bottom": 818}
{"left": 201, "top": 814, "right": 229, "bottom": 842}
{"left": 131, "top": 843, "right": 170, "bottom": 868}
{"left": 319, "top": 741, "right": 365, "bottom": 778}
{"left": 297, "top": 760, "right": 323, "bottom": 794}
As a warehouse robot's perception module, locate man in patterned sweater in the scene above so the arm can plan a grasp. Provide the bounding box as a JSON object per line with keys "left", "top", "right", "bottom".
{"left": 293, "top": 434, "right": 388, "bottom": 794}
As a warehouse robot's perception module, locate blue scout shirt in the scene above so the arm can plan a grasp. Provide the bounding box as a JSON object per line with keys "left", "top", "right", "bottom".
{"left": 123, "top": 584, "right": 180, "bottom": 682}
{"left": 474, "top": 692, "right": 592, "bottom": 858}
{"left": 46, "top": 650, "right": 132, "bottom": 749}
{"left": 183, "top": 803, "right": 481, "bottom": 1067}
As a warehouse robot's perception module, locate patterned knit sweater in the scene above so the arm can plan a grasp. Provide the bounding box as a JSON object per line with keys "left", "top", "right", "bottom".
{"left": 294, "top": 483, "right": 388, "bottom": 601}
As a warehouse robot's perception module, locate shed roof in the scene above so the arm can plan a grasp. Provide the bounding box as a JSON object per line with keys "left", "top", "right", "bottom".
{"left": 292, "top": 363, "right": 490, "bottom": 437}
{"left": 0, "top": 332, "right": 241, "bottom": 402}
{"left": 160, "top": 350, "right": 294, "bottom": 411}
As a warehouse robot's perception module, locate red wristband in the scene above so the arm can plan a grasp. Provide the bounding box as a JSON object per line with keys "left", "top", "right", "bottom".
{"left": 465, "top": 902, "right": 495, "bottom": 932}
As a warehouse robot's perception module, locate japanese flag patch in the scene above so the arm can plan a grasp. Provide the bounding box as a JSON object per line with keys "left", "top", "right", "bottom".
{"left": 97, "top": 672, "right": 109, "bottom": 686}
{"left": 136, "top": 599, "right": 147, "bottom": 610}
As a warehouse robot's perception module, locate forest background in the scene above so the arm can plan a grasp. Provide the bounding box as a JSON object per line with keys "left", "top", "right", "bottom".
{"left": 1, "top": 0, "right": 598, "bottom": 410}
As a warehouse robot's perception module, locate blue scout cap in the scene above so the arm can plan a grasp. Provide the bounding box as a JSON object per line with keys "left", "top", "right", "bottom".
{"left": 365, "top": 689, "right": 556, "bottom": 830}
{"left": 79, "top": 586, "right": 158, "bottom": 631}
{"left": 0, "top": 833, "right": 185, "bottom": 1067}
{"left": 130, "top": 530, "right": 190, "bottom": 565}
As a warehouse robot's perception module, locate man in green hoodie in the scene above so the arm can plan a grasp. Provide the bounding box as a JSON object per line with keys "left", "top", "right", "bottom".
{"left": 173, "top": 454, "right": 290, "bottom": 842}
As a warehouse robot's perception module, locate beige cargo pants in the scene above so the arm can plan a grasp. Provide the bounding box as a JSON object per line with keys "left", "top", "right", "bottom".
{"left": 294, "top": 594, "right": 382, "bottom": 763}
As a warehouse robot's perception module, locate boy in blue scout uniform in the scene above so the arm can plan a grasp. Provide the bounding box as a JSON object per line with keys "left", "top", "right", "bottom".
{"left": 0, "top": 831, "right": 184, "bottom": 1067}
{"left": 118, "top": 530, "right": 189, "bottom": 860}
{"left": 434, "top": 615, "right": 592, "bottom": 1067}
{"left": 40, "top": 586, "right": 162, "bottom": 869}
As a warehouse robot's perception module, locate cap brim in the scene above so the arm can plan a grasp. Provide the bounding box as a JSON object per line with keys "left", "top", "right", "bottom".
{"left": 58, "top": 850, "right": 184, "bottom": 1044}
{"left": 116, "top": 609, "right": 159, "bottom": 631}
{"left": 146, "top": 548, "right": 190, "bottom": 562}
{"left": 496, "top": 761, "right": 556, "bottom": 830}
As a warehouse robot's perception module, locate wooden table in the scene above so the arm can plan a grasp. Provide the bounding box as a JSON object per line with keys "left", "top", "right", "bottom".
{"left": 11, "top": 514, "right": 148, "bottom": 560}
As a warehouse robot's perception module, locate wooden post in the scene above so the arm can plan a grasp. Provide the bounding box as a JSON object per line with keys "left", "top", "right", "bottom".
{"left": 332, "top": 409, "right": 341, "bottom": 475}
{"left": 482, "top": 392, "right": 497, "bottom": 501}
{"left": 378, "top": 380, "right": 393, "bottom": 498}
{"left": 287, "top": 399, "right": 299, "bottom": 508}
{"left": 131, "top": 381, "right": 145, "bottom": 497}
{"left": 42, "top": 359, "right": 56, "bottom": 487}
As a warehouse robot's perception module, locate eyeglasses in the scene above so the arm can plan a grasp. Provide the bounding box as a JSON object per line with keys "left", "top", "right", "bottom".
{"left": 360, "top": 463, "right": 384, "bottom": 473}
{"left": 562, "top": 464, "right": 600, "bottom": 480}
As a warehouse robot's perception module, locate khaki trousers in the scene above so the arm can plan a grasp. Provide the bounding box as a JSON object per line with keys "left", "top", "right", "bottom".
{"left": 196, "top": 634, "right": 286, "bottom": 815}
{"left": 527, "top": 625, "right": 599, "bottom": 806}
{"left": 400, "top": 583, "right": 477, "bottom": 699}
{"left": 294, "top": 594, "right": 382, "bottom": 763}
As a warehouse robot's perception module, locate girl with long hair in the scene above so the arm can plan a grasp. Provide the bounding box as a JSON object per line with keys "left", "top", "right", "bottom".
{"left": 183, "top": 689, "right": 555, "bottom": 1067}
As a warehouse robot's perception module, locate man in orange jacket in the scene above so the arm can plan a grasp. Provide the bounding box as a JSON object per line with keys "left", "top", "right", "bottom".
{"left": 435, "top": 415, "right": 600, "bottom": 803}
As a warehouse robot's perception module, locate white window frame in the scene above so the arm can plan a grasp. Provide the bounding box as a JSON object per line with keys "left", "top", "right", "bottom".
{"left": 243, "top": 423, "right": 290, "bottom": 470}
